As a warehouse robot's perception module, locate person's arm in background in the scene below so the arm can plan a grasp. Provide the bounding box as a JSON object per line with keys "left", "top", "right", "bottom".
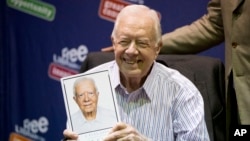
{"left": 161, "top": 0, "right": 224, "bottom": 54}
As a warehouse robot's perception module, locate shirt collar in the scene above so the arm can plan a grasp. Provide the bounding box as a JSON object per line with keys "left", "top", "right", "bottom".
{"left": 111, "top": 61, "right": 157, "bottom": 100}
{"left": 142, "top": 61, "right": 157, "bottom": 100}
{"left": 110, "top": 62, "right": 120, "bottom": 89}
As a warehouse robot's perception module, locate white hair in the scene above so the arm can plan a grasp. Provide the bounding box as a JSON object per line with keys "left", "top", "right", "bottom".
{"left": 73, "top": 77, "right": 97, "bottom": 97}
{"left": 111, "top": 4, "right": 162, "bottom": 44}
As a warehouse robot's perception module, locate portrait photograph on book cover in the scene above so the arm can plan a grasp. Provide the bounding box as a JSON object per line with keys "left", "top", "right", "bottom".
{"left": 61, "top": 70, "right": 119, "bottom": 139}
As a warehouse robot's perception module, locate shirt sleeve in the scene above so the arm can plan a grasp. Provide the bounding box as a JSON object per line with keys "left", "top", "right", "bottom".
{"left": 172, "top": 86, "right": 210, "bottom": 141}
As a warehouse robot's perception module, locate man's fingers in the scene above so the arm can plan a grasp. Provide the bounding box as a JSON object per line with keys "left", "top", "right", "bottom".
{"left": 63, "top": 129, "right": 78, "bottom": 140}
{"left": 104, "top": 123, "right": 127, "bottom": 140}
{"left": 110, "top": 122, "right": 127, "bottom": 132}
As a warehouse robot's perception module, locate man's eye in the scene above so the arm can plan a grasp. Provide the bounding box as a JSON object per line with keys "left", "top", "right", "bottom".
{"left": 119, "top": 41, "right": 129, "bottom": 46}
{"left": 137, "top": 42, "right": 149, "bottom": 48}
{"left": 88, "top": 92, "right": 94, "bottom": 95}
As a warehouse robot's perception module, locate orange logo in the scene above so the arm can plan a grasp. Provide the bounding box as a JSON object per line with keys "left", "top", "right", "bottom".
{"left": 9, "top": 132, "right": 32, "bottom": 141}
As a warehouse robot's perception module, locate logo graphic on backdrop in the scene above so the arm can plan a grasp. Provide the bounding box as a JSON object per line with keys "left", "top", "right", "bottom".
{"left": 98, "top": 0, "right": 160, "bottom": 22}
{"left": 9, "top": 132, "right": 32, "bottom": 141}
{"left": 48, "top": 45, "right": 89, "bottom": 81}
{"left": 98, "top": 0, "right": 131, "bottom": 22}
{"left": 10, "top": 117, "right": 49, "bottom": 141}
{"left": 126, "top": 0, "right": 144, "bottom": 4}
{"left": 7, "top": 0, "right": 56, "bottom": 21}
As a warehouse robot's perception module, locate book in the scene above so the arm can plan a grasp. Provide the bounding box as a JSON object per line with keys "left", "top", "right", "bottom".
{"left": 61, "top": 70, "right": 120, "bottom": 141}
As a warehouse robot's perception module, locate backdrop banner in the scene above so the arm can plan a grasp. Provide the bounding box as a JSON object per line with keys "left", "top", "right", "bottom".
{"left": 0, "top": 0, "right": 224, "bottom": 140}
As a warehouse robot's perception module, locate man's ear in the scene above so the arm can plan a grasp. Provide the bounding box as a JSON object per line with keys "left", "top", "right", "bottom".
{"left": 96, "top": 91, "right": 99, "bottom": 96}
{"left": 155, "top": 40, "right": 163, "bottom": 55}
{"left": 111, "top": 37, "right": 116, "bottom": 49}
{"left": 111, "top": 37, "right": 115, "bottom": 45}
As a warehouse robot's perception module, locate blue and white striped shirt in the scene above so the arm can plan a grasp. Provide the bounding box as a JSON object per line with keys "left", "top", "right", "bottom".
{"left": 86, "top": 60, "right": 210, "bottom": 141}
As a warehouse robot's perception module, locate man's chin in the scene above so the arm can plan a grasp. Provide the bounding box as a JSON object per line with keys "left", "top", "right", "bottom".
{"left": 122, "top": 70, "right": 143, "bottom": 77}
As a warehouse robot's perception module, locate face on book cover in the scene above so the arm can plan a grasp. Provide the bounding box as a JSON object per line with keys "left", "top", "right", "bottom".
{"left": 74, "top": 78, "right": 99, "bottom": 120}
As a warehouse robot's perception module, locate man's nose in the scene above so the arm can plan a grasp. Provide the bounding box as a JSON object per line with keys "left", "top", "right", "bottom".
{"left": 83, "top": 93, "right": 90, "bottom": 101}
{"left": 125, "top": 42, "right": 138, "bottom": 54}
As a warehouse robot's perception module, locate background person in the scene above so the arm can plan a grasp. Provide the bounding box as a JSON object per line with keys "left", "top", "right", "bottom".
{"left": 160, "top": 1, "right": 250, "bottom": 140}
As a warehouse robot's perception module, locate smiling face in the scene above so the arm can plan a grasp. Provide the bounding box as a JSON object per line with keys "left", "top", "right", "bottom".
{"left": 74, "top": 79, "right": 99, "bottom": 119}
{"left": 111, "top": 6, "right": 162, "bottom": 81}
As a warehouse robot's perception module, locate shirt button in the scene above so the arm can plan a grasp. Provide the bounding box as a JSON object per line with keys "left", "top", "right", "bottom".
{"left": 232, "top": 42, "right": 238, "bottom": 48}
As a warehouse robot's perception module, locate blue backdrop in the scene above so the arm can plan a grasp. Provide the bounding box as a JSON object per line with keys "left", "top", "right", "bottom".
{"left": 0, "top": 0, "right": 224, "bottom": 140}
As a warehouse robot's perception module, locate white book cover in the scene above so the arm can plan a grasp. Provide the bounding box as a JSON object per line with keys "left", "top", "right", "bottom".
{"left": 61, "top": 70, "right": 120, "bottom": 141}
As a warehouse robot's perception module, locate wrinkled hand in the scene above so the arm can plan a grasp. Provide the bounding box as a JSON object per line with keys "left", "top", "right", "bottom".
{"left": 101, "top": 46, "right": 114, "bottom": 52}
{"left": 103, "top": 122, "right": 148, "bottom": 141}
{"left": 63, "top": 129, "right": 78, "bottom": 141}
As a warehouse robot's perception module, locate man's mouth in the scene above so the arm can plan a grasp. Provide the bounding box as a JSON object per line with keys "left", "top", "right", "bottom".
{"left": 83, "top": 103, "right": 92, "bottom": 106}
{"left": 126, "top": 60, "right": 136, "bottom": 64}
{"left": 123, "top": 58, "right": 141, "bottom": 64}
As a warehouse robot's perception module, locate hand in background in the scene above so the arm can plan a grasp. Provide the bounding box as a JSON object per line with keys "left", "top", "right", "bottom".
{"left": 101, "top": 46, "right": 114, "bottom": 52}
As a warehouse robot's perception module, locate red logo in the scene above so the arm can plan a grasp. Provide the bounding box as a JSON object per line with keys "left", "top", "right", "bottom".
{"left": 48, "top": 63, "right": 78, "bottom": 81}
{"left": 98, "top": 0, "right": 131, "bottom": 22}
{"left": 98, "top": 0, "right": 161, "bottom": 22}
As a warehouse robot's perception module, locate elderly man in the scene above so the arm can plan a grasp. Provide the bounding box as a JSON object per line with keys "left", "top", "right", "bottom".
{"left": 63, "top": 4, "right": 209, "bottom": 141}
{"left": 71, "top": 77, "right": 117, "bottom": 133}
